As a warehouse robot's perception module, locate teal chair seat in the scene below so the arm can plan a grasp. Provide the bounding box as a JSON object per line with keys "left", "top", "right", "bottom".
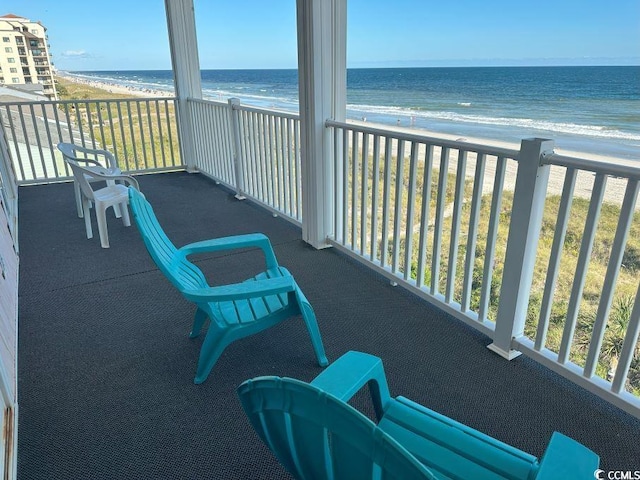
{"left": 128, "top": 187, "right": 328, "bottom": 384}
{"left": 238, "top": 351, "right": 599, "bottom": 479}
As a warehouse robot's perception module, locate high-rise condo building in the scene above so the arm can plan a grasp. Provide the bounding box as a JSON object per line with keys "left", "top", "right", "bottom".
{"left": 0, "top": 13, "right": 57, "bottom": 100}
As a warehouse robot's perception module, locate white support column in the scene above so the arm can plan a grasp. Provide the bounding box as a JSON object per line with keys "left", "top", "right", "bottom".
{"left": 165, "top": 0, "right": 203, "bottom": 172}
{"left": 296, "top": 0, "right": 347, "bottom": 249}
{"left": 489, "top": 138, "right": 554, "bottom": 359}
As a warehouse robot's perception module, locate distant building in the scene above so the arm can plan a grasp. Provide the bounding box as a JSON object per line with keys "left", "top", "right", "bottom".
{"left": 0, "top": 13, "right": 57, "bottom": 100}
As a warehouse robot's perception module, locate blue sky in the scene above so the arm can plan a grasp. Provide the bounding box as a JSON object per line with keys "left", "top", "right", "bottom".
{"left": 2, "top": 0, "right": 639, "bottom": 71}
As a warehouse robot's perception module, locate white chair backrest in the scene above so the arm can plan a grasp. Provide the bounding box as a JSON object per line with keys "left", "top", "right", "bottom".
{"left": 57, "top": 142, "right": 117, "bottom": 170}
{"left": 65, "top": 159, "right": 98, "bottom": 201}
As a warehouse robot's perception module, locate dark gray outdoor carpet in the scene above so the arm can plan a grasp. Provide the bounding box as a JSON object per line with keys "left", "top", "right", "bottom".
{"left": 17, "top": 171, "right": 640, "bottom": 479}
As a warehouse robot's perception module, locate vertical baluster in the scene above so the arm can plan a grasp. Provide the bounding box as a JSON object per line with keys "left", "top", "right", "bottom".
{"left": 403, "top": 142, "right": 419, "bottom": 281}
{"left": 28, "top": 104, "right": 48, "bottom": 179}
{"left": 431, "top": 146, "right": 450, "bottom": 296}
{"left": 391, "top": 140, "right": 405, "bottom": 274}
{"left": 72, "top": 102, "right": 86, "bottom": 149}
{"left": 40, "top": 103, "right": 60, "bottom": 179}
{"left": 146, "top": 100, "right": 158, "bottom": 169}
{"left": 445, "top": 150, "right": 468, "bottom": 303}
{"left": 276, "top": 116, "right": 285, "bottom": 212}
{"left": 478, "top": 156, "right": 506, "bottom": 321}
{"left": 136, "top": 101, "right": 148, "bottom": 168}
{"left": 341, "top": 128, "right": 349, "bottom": 245}
{"left": 350, "top": 129, "right": 359, "bottom": 250}
{"left": 294, "top": 119, "right": 302, "bottom": 221}
{"left": 155, "top": 100, "right": 167, "bottom": 167}
{"left": 370, "top": 135, "right": 381, "bottom": 262}
{"left": 558, "top": 173, "right": 607, "bottom": 364}
{"left": 18, "top": 105, "right": 37, "bottom": 180}
{"left": 241, "top": 108, "right": 251, "bottom": 193}
{"left": 165, "top": 100, "right": 177, "bottom": 167}
{"left": 332, "top": 127, "right": 341, "bottom": 242}
{"left": 126, "top": 101, "right": 139, "bottom": 169}
{"left": 380, "top": 137, "right": 393, "bottom": 268}
{"left": 267, "top": 114, "right": 276, "bottom": 208}
{"left": 96, "top": 101, "right": 108, "bottom": 155}
{"left": 115, "top": 102, "right": 128, "bottom": 168}
{"left": 286, "top": 118, "right": 294, "bottom": 218}
{"left": 84, "top": 101, "right": 97, "bottom": 150}
{"left": 106, "top": 101, "right": 118, "bottom": 161}
{"left": 461, "top": 153, "right": 486, "bottom": 312}
{"left": 416, "top": 145, "right": 435, "bottom": 289}
{"left": 360, "top": 133, "right": 370, "bottom": 257}
{"left": 535, "top": 168, "right": 577, "bottom": 350}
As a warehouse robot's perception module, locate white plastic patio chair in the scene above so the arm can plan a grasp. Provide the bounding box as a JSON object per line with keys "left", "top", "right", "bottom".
{"left": 64, "top": 157, "right": 140, "bottom": 248}
{"left": 57, "top": 143, "right": 122, "bottom": 218}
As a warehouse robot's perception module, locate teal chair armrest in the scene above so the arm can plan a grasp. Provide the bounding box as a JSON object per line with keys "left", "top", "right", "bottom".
{"left": 536, "top": 432, "right": 599, "bottom": 479}
{"left": 181, "top": 276, "right": 296, "bottom": 302}
{"left": 311, "top": 351, "right": 391, "bottom": 421}
{"left": 180, "top": 233, "right": 279, "bottom": 270}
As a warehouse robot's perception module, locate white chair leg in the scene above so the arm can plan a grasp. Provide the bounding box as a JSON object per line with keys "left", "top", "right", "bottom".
{"left": 106, "top": 180, "right": 122, "bottom": 218}
{"left": 97, "top": 203, "right": 110, "bottom": 248}
{"left": 120, "top": 203, "right": 131, "bottom": 227}
{"left": 74, "top": 181, "right": 84, "bottom": 218}
{"left": 83, "top": 198, "right": 93, "bottom": 239}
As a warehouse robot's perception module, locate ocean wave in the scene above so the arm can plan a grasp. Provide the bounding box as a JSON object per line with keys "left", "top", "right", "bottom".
{"left": 347, "top": 103, "right": 640, "bottom": 142}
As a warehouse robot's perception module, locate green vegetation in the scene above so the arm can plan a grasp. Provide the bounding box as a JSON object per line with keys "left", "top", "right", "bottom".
{"left": 350, "top": 144, "right": 640, "bottom": 396}
{"left": 54, "top": 76, "right": 181, "bottom": 171}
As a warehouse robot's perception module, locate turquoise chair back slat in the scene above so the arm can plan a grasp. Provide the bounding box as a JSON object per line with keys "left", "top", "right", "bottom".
{"left": 128, "top": 189, "right": 208, "bottom": 291}
{"left": 127, "top": 187, "right": 328, "bottom": 383}
{"left": 238, "top": 351, "right": 599, "bottom": 480}
{"left": 238, "top": 377, "right": 435, "bottom": 480}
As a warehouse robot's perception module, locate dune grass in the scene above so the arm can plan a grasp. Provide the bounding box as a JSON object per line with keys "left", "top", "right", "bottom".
{"left": 54, "top": 76, "right": 181, "bottom": 171}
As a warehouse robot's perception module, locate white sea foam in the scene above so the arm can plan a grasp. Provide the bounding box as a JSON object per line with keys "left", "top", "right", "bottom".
{"left": 347, "top": 103, "right": 640, "bottom": 142}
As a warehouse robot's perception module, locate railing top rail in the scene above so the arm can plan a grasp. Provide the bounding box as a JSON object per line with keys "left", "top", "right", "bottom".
{"left": 185, "top": 97, "right": 228, "bottom": 108}
{"left": 326, "top": 119, "right": 521, "bottom": 159}
{"left": 0, "top": 97, "right": 177, "bottom": 107}
{"left": 231, "top": 102, "right": 300, "bottom": 120}
{"left": 544, "top": 152, "right": 640, "bottom": 180}
{"left": 185, "top": 96, "right": 300, "bottom": 120}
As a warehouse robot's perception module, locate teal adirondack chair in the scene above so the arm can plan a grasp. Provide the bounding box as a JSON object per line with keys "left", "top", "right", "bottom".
{"left": 238, "top": 351, "right": 599, "bottom": 480}
{"left": 128, "top": 187, "right": 328, "bottom": 384}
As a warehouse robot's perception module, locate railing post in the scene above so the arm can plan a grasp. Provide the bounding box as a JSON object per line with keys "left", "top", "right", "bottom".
{"left": 489, "top": 138, "right": 554, "bottom": 359}
{"left": 227, "top": 98, "right": 246, "bottom": 200}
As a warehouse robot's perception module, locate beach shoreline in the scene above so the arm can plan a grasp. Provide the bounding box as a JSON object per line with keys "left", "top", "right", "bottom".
{"left": 57, "top": 72, "right": 637, "bottom": 208}
{"left": 56, "top": 72, "right": 174, "bottom": 98}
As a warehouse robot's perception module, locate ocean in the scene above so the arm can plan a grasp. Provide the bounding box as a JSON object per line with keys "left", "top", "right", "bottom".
{"left": 69, "top": 66, "right": 640, "bottom": 159}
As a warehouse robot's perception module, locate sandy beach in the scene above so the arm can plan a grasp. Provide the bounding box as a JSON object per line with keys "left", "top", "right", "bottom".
{"left": 57, "top": 72, "right": 174, "bottom": 98}
{"left": 58, "top": 73, "right": 637, "bottom": 208}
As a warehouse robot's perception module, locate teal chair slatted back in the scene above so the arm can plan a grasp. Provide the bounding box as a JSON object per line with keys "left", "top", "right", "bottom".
{"left": 127, "top": 187, "right": 328, "bottom": 384}
{"left": 238, "top": 377, "right": 435, "bottom": 480}
{"left": 128, "top": 188, "right": 208, "bottom": 292}
{"left": 238, "top": 351, "right": 599, "bottom": 480}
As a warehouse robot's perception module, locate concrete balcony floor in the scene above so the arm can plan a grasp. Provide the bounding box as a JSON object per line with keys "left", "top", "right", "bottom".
{"left": 17, "top": 172, "right": 640, "bottom": 479}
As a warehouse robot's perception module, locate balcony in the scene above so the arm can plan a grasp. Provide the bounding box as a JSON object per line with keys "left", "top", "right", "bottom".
{"left": 15, "top": 171, "right": 640, "bottom": 477}
{"left": 0, "top": 2, "right": 639, "bottom": 478}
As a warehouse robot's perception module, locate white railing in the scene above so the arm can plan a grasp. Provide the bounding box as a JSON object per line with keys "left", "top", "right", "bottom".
{"left": 0, "top": 98, "right": 182, "bottom": 184}
{"left": 187, "top": 98, "right": 302, "bottom": 224}
{"left": 3, "top": 92, "right": 639, "bottom": 417}
{"left": 326, "top": 120, "right": 640, "bottom": 417}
